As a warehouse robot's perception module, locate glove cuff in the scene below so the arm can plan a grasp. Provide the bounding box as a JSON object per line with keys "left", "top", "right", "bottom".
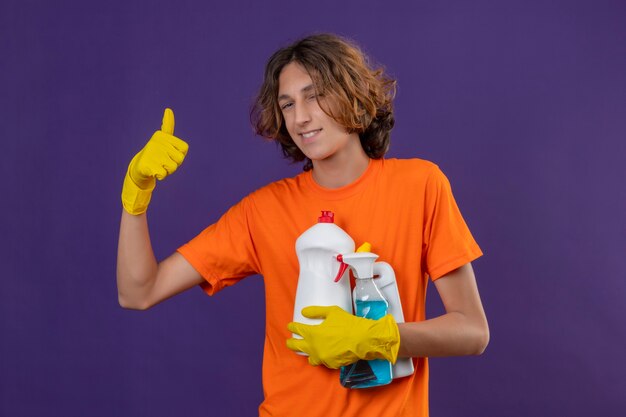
{"left": 121, "top": 169, "right": 155, "bottom": 215}
{"left": 372, "top": 314, "right": 401, "bottom": 364}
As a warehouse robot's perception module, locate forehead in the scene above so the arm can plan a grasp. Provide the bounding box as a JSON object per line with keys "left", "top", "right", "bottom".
{"left": 277, "top": 62, "right": 315, "bottom": 97}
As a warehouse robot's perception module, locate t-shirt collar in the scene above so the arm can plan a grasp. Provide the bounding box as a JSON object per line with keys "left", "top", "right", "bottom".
{"left": 302, "top": 158, "right": 382, "bottom": 200}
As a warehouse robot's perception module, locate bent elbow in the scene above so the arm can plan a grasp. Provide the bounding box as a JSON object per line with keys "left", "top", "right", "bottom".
{"left": 116, "top": 270, "right": 155, "bottom": 310}
{"left": 118, "top": 293, "right": 152, "bottom": 311}
{"left": 472, "top": 325, "right": 490, "bottom": 355}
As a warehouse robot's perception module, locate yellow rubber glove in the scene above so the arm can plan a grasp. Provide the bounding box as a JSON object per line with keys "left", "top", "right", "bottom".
{"left": 121, "top": 108, "right": 189, "bottom": 215}
{"left": 286, "top": 306, "right": 400, "bottom": 369}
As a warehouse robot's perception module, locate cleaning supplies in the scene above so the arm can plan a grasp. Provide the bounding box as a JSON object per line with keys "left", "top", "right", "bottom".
{"left": 291, "top": 212, "right": 415, "bottom": 386}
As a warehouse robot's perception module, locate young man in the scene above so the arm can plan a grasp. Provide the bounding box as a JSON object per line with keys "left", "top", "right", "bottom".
{"left": 117, "top": 34, "right": 489, "bottom": 416}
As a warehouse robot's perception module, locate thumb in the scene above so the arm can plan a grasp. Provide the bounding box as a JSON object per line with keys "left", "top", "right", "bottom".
{"left": 161, "top": 108, "right": 175, "bottom": 135}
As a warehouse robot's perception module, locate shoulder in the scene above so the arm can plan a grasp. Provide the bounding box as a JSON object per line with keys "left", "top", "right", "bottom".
{"left": 244, "top": 172, "right": 307, "bottom": 206}
{"left": 381, "top": 157, "right": 443, "bottom": 183}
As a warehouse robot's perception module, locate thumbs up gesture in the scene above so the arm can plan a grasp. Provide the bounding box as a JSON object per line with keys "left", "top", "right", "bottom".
{"left": 121, "top": 108, "right": 189, "bottom": 215}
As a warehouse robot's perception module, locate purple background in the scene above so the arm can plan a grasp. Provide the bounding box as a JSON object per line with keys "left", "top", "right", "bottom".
{"left": 2, "top": 0, "right": 625, "bottom": 415}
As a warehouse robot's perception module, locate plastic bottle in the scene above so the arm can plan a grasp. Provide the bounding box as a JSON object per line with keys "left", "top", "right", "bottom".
{"left": 292, "top": 211, "right": 354, "bottom": 343}
{"left": 338, "top": 249, "right": 393, "bottom": 388}
{"left": 373, "top": 262, "right": 415, "bottom": 380}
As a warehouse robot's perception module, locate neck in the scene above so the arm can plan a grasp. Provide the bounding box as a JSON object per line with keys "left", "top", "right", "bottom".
{"left": 311, "top": 143, "right": 370, "bottom": 189}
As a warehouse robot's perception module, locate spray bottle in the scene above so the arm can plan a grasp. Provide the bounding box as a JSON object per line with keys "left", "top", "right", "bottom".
{"left": 337, "top": 243, "right": 415, "bottom": 388}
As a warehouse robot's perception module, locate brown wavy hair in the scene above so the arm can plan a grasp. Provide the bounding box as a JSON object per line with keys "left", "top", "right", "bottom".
{"left": 251, "top": 33, "right": 396, "bottom": 171}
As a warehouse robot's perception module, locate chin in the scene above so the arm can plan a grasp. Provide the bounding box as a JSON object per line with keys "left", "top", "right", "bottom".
{"left": 299, "top": 146, "right": 327, "bottom": 162}
{"left": 305, "top": 151, "right": 333, "bottom": 163}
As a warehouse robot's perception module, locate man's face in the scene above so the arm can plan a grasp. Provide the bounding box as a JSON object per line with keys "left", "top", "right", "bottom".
{"left": 277, "top": 62, "right": 361, "bottom": 164}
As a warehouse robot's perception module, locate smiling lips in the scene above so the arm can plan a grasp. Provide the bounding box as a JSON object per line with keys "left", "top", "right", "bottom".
{"left": 300, "top": 128, "right": 322, "bottom": 143}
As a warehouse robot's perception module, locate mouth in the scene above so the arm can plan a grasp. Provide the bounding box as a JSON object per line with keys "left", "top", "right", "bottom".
{"left": 299, "top": 129, "right": 322, "bottom": 142}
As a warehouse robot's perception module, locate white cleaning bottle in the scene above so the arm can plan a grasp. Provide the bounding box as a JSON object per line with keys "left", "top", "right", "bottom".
{"left": 292, "top": 211, "right": 354, "bottom": 339}
{"left": 372, "top": 261, "right": 415, "bottom": 379}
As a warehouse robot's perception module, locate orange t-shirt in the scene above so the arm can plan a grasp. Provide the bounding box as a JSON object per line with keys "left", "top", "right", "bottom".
{"left": 177, "top": 158, "right": 482, "bottom": 417}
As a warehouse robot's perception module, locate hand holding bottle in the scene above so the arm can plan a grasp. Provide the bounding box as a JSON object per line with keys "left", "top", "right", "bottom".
{"left": 121, "top": 108, "right": 189, "bottom": 215}
{"left": 286, "top": 305, "right": 400, "bottom": 369}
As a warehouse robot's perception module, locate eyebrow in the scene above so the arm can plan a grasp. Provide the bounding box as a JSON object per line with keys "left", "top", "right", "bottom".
{"left": 277, "top": 84, "right": 316, "bottom": 102}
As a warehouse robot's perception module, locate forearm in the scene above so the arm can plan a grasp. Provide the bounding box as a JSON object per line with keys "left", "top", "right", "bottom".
{"left": 397, "top": 311, "right": 489, "bottom": 358}
{"left": 116, "top": 210, "right": 158, "bottom": 309}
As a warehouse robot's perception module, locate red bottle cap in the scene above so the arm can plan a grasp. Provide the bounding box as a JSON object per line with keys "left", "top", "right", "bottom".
{"left": 318, "top": 210, "right": 334, "bottom": 223}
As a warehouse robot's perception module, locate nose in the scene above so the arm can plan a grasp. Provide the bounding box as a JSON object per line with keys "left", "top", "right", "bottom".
{"left": 294, "top": 100, "right": 311, "bottom": 126}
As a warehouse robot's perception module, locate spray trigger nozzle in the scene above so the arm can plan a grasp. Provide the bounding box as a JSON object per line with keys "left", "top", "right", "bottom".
{"left": 334, "top": 254, "right": 349, "bottom": 282}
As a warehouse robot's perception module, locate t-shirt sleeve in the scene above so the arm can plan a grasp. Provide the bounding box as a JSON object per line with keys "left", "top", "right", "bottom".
{"left": 177, "top": 196, "right": 260, "bottom": 295}
{"left": 422, "top": 166, "right": 483, "bottom": 280}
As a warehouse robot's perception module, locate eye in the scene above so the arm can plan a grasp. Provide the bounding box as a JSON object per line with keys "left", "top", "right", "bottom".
{"left": 280, "top": 102, "right": 293, "bottom": 110}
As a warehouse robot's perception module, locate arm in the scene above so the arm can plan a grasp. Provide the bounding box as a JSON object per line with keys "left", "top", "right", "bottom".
{"left": 116, "top": 108, "right": 204, "bottom": 310}
{"left": 398, "top": 262, "right": 489, "bottom": 357}
{"left": 286, "top": 262, "right": 488, "bottom": 368}
{"left": 116, "top": 211, "right": 204, "bottom": 310}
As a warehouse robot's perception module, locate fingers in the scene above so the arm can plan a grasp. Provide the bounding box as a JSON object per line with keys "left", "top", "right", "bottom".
{"left": 149, "top": 131, "right": 188, "bottom": 163}
{"left": 285, "top": 337, "right": 308, "bottom": 354}
{"left": 166, "top": 146, "right": 186, "bottom": 165}
{"left": 161, "top": 108, "right": 175, "bottom": 135}
{"left": 153, "top": 130, "right": 188, "bottom": 155}
{"left": 139, "top": 138, "right": 187, "bottom": 181}
{"left": 286, "top": 338, "right": 323, "bottom": 367}
{"left": 308, "top": 355, "right": 322, "bottom": 367}
{"left": 287, "top": 321, "right": 307, "bottom": 337}
{"left": 301, "top": 305, "right": 338, "bottom": 319}
{"left": 153, "top": 162, "right": 177, "bottom": 180}
{"left": 287, "top": 323, "right": 318, "bottom": 361}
